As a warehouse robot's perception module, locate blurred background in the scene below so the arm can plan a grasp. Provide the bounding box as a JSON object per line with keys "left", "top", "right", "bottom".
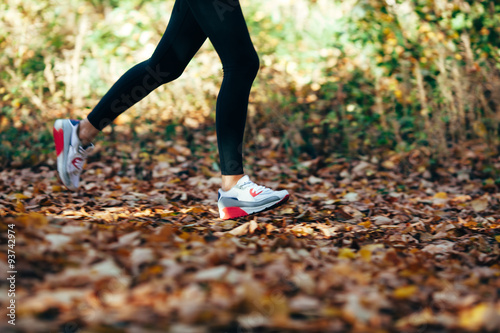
{"left": 0, "top": 0, "right": 499, "bottom": 178}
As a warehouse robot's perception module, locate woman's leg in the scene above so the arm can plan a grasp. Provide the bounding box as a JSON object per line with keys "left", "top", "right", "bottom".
{"left": 185, "top": 0, "right": 260, "bottom": 182}
{"left": 182, "top": 1, "right": 290, "bottom": 219}
{"left": 83, "top": 0, "right": 207, "bottom": 137}
{"left": 54, "top": 0, "right": 208, "bottom": 190}
{"left": 84, "top": 0, "right": 258, "bottom": 182}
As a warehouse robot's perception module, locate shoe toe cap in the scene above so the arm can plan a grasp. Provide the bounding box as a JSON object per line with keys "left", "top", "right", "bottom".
{"left": 277, "top": 190, "right": 290, "bottom": 199}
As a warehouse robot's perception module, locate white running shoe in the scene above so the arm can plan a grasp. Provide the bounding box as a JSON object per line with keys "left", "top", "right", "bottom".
{"left": 53, "top": 119, "right": 94, "bottom": 190}
{"left": 218, "top": 175, "right": 290, "bottom": 220}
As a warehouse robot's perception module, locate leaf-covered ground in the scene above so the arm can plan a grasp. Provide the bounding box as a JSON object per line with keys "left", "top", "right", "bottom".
{"left": 1, "top": 136, "right": 500, "bottom": 333}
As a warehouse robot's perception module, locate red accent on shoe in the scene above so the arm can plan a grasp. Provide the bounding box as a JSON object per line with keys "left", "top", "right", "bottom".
{"left": 53, "top": 128, "right": 64, "bottom": 157}
{"left": 277, "top": 194, "right": 290, "bottom": 205}
{"left": 72, "top": 157, "right": 83, "bottom": 170}
{"left": 222, "top": 207, "right": 248, "bottom": 220}
{"left": 249, "top": 188, "right": 263, "bottom": 197}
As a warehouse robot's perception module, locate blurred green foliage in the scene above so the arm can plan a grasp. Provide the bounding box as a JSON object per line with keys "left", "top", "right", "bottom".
{"left": 0, "top": 0, "right": 499, "bottom": 174}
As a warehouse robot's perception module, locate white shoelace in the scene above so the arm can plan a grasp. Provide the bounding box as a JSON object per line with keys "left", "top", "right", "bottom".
{"left": 73, "top": 145, "right": 94, "bottom": 171}
{"left": 239, "top": 180, "right": 271, "bottom": 194}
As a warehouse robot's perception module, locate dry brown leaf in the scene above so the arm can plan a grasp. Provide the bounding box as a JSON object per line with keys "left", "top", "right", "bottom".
{"left": 228, "top": 222, "right": 250, "bottom": 236}
{"left": 471, "top": 196, "right": 489, "bottom": 212}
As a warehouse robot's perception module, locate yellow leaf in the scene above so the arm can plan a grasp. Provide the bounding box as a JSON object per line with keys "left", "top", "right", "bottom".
{"left": 291, "top": 226, "right": 314, "bottom": 237}
{"left": 364, "top": 244, "right": 384, "bottom": 251}
{"left": 52, "top": 185, "right": 63, "bottom": 193}
{"left": 358, "top": 220, "right": 371, "bottom": 228}
{"left": 0, "top": 117, "right": 8, "bottom": 128}
{"left": 484, "top": 178, "right": 495, "bottom": 186}
{"left": 338, "top": 248, "right": 356, "bottom": 259}
{"left": 358, "top": 244, "right": 383, "bottom": 262}
{"left": 434, "top": 192, "right": 448, "bottom": 199}
{"left": 459, "top": 303, "right": 489, "bottom": 330}
{"left": 15, "top": 193, "right": 30, "bottom": 200}
{"left": 323, "top": 306, "right": 342, "bottom": 317}
{"left": 382, "top": 160, "right": 395, "bottom": 169}
{"left": 200, "top": 166, "right": 213, "bottom": 177}
{"left": 399, "top": 269, "right": 413, "bottom": 277}
{"left": 473, "top": 121, "right": 487, "bottom": 138}
{"left": 359, "top": 248, "right": 371, "bottom": 262}
{"left": 138, "top": 152, "right": 150, "bottom": 159}
{"left": 16, "top": 200, "right": 25, "bottom": 213}
{"left": 17, "top": 212, "right": 48, "bottom": 226}
{"left": 11, "top": 99, "right": 21, "bottom": 108}
{"left": 393, "top": 285, "right": 417, "bottom": 299}
{"left": 146, "top": 265, "right": 164, "bottom": 275}
{"left": 279, "top": 207, "right": 294, "bottom": 215}
{"left": 465, "top": 220, "right": 478, "bottom": 228}
{"left": 178, "top": 232, "right": 191, "bottom": 240}
{"left": 220, "top": 220, "right": 238, "bottom": 230}
{"left": 160, "top": 211, "right": 177, "bottom": 218}
{"left": 495, "top": 235, "right": 500, "bottom": 243}
{"left": 180, "top": 207, "right": 205, "bottom": 214}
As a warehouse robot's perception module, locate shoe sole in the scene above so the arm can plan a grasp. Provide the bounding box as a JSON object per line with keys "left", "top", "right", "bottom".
{"left": 53, "top": 119, "right": 76, "bottom": 190}
{"left": 219, "top": 194, "right": 290, "bottom": 220}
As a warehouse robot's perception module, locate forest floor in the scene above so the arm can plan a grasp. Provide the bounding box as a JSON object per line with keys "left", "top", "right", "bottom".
{"left": 1, "top": 135, "right": 499, "bottom": 333}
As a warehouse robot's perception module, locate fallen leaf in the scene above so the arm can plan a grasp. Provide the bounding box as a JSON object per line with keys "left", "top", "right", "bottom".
{"left": 193, "top": 266, "right": 228, "bottom": 281}
{"left": 471, "top": 196, "right": 489, "bottom": 212}
{"left": 307, "top": 176, "right": 323, "bottom": 185}
{"left": 372, "top": 215, "right": 392, "bottom": 225}
{"left": 119, "top": 231, "right": 142, "bottom": 246}
{"left": 358, "top": 220, "right": 371, "bottom": 228}
{"left": 451, "top": 195, "right": 471, "bottom": 203}
{"left": 289, "top": 295, "right": 320, "bottom": 312}
{"left": 393, "top": 285, "right": 417, "bottom": 299}
{"left": 131, "top": 248, "right": 155, "bottom": 275}
{"left": 434, "top": 192, "right": 448, "bottom": 199}
{"left": 338, "top": 248, "right": 356, "bottom": 259}
{"left": 279, "top": 207, "right": 294, "bottom": 215}
{"left": 229, "top": 222, "right": 250, "bottom": 236}
{"left": 45, "top": 234, "right": 72, "bottom": 250}
{"left": 249, "top": 220, "right": 258, "bottom": 234}
{"left": 459, "top": 303, "right": 500, "bottom": 330}
{"left": 422, "top": 241, "right": 455, "bottom": 254}
{"left": 343, "top": 192, "right": 359, "bottom": 202}
{"left": 220, "top": 220, "right": 238, "bottom": 230}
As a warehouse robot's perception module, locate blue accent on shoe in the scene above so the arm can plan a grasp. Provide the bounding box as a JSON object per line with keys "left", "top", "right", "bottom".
{"left": 218, "top": 194, "right": 239, "bottom": 201}
{"left": 218, "top": 192, "right": 221, "bottom": 201}
{"left": 70, "top": 119, "right": 80, "bottom": 126}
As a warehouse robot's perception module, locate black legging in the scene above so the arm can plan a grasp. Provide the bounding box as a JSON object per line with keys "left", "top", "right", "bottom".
{"left": 87, "top": 0, "right": 259, "bottom": 175}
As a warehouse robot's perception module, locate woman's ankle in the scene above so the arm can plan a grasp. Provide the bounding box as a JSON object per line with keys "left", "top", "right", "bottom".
{"left": 221, "top": 174, "right": 244, "bottom": 191}
{"left": 78, "top": 118, "right": 99, "bottom": 146}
